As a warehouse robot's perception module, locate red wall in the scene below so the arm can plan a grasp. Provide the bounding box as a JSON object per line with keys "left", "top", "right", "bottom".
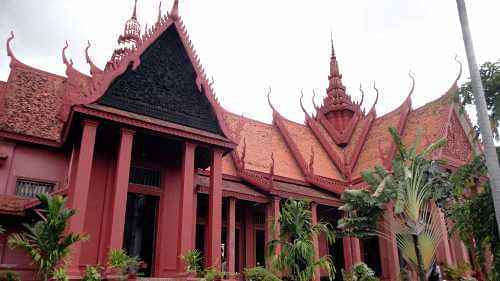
{"left": 0, "top": 142, "right": 68, "bottom": 196}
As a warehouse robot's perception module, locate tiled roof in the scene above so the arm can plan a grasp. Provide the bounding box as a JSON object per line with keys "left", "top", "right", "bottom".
{"left": 0, "top": 65, "right": 66, "bottom": 142}
{"left": 279, "top": 117, "right": 343, "bottom": 180}
{"left": 0, "top": 195, "right": 29, "bottom": 215}
{"left": 223, "top": 112, "right": 305, "bottom": 181}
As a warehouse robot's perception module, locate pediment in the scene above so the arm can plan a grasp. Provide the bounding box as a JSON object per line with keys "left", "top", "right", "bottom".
{"left": 97, "top": 25, "right": 223, "bottom": 135}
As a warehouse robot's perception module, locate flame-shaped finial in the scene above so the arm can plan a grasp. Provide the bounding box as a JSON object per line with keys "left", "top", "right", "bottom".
{"left": 62, "top": 41, "right": 73, "bottom": 66}
{"left": 407, "top": 70, "right": 416, "bottom": 99}
{"left": 454, "top": 55, "right": 463, "bottom": 84}
{"left": 370, "top": 82, "right": 380, "bottom": 112}
{"left": 169, "top": 0, "right": 179, "bottom": 19}
{"left": 299, "top": 90, "right": 311, "bottom": 118}
{"left": 6, "top": 31, "right": 16, "bottom": 60}
{"left": 312, "top": 90, "right": 319, "bottom": 111}
{"left": 267, "top": 87, "right": 276, "bottom": 113}
{"left": 157, "top": 1, "right": 162, "bottom": 23}
{"left": 132, "top": 0, "right": 138, "bottom": 19}
{"left": 358, "top": 83, "right": 365, "bottom": 108}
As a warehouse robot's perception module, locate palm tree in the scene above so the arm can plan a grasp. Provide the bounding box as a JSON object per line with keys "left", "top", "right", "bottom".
{"left": 340, "top": 128, "right": 447, "bottom": 281}
{"left": 456, "top": 0, "right": 500, "bottom": 235}
{"left": 8, "top": 193, "right": 86, "bottom": 281}
{"left": 267, "top": 199, "right": 335, "bottom": 281}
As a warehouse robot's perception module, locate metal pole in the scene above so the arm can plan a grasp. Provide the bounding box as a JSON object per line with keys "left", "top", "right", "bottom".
{"left": 456, "top": 0, "right": 500, "bottom": 233}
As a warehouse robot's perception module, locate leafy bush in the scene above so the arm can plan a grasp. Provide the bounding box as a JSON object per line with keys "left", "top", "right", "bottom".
{"left": 52, "top": 268, "right": 69, "bottom": 281}
{"left": 443, "top": 263, "right": 473, "bottom": 281}
{"left": 7, "top": 194, "right": 86, "bottom": 281}
{"left": 82, "top": 265, "right": 102, "bottom": 281}
{"left": 180, "top": 249, "right": 203, "bottom": 276}
{"left": 108, "top": 249, "right": 140, "bottom": 280}
{"left": 0, "top": 271, "right": 20, "bottom": 281}
{"left": 243, "top": 267, "right": 280, "bottom": 281}
{"left": 342, "top": 262, "right": 380, "bottom": 281}
{"left": 204, "top": 267, "right": 225, "bottom": 281}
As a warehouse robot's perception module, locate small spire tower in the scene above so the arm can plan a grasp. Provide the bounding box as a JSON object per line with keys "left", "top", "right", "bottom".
{"left": 111, "top": 0, "right": 142, "bottom": 62}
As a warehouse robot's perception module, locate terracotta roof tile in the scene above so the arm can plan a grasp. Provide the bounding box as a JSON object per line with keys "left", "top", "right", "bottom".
{"left": 279, "top": 118, "right": 343, "bottom": 180}
{"left": 0, "top": 66, "right": 66, "bottom": 141}
{"left": 402, "top": 93, "right": 452, "bottom": 153}
{"left": 353, "top": 106, "right": 406, "bottom": 176}
{"left": 0, "top": 195, "right": 29, "bottom": 215}
{"left": 224, "top": 112, "right": 305, "bottom": 180}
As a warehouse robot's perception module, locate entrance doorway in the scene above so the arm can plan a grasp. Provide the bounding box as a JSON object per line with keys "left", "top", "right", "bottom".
{"left": 123, "top": 193, "right": 159, "bottom": 276}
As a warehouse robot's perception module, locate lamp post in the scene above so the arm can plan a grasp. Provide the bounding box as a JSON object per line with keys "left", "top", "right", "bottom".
{"left": 455, "top": 0, "right": 500, "bottom": 234}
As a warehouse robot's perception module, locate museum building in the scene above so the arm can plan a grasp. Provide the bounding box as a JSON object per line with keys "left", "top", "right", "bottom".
{"left": 0, "top": 1, "right": 478, "bottom": 280}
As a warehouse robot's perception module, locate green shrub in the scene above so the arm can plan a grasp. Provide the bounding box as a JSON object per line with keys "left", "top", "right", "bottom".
{"left": 443, "top": 263, "right": 473, "bottom": 281}
{"left": 342, "top": 262, "right": 380, "bottom": 281}
{"left": 7, "top": 194, "right": 86, "bottom": 281}
{"left": 243, "top": 267, "right": 280, "bottom": 281}
{"left": 107, "top": 249, "right": 140, "bottom": 280}
{"left": 0, "top": 271, "right": 20, "bottom": 281}
{"left": 204, "top": 267, "right": 225, "bottom": 281}
{"left": 82, "top": 265, "right": 102, "bottom": 281}
{"left": 180, "top": 249, "right": 203, "bottom": 276}
{"left": 52, "top": 268, "right": 69, "bottom": 281}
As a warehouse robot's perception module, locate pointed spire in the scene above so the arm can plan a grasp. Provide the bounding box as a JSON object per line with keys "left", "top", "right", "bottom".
{"left": 132, "top": 0, "right": 138, "bottom": 19}
{"left": 111, "top": 0, "right": 141, "bottom": 62}
{"left": 169, "top": 0, "right": 179, "bottom": 19}
{"left": 326, "top": 36, "right": 348, "bottom": 101}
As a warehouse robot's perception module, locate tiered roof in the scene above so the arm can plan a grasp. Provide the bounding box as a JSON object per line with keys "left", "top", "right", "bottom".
{"left": 0, "top": 0, "right": 479, "bottom": 214}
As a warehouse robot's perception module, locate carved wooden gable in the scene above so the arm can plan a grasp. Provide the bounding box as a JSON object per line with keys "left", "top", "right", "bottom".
{"left": 98, "top": 25, "right": 223, "bottom": 135}
{"left": 442, "top": 112, "right": 472, "bottom": 163}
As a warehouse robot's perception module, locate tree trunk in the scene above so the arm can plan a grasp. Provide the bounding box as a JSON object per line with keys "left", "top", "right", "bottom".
{"left": 412, "top": 234, "right": 426, "bottom": 281}
{"left": 456, "top": 0, "right": 500, "bottom": 235}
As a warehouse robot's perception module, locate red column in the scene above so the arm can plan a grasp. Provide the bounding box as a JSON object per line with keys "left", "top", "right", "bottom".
{"left": 244, "top": 204, "right": 256, "bottom": 268}
{"left": 351, "top": 237, "right": 361, "bottom": 264}
{"left": 379, "top": 205, "right": 400, "bottom": 281}
{"left": 67, "top": 119, "right": 99, "bottom": 273}
{"left": 108, "top": 128, "right": 135, "bottom": 251}
{"left": 311, "top": 203, "right": 321, "bottom": 281}
{"left": 265, "top": 197, "right": 280, "bottom": 269}
{"left": 343, "top": 236, "right": 353, "bottom": 271}
{"left": 436, "top": 208, "right": 453, "bottom": 265}
{"left": 177, "top": 142, "right": 197, "bottom": 271}
{"left": 227, "top": 197, "right": 236, "bottom": 274}
{"left": 207, "top": 149, "right": 223, "bottom": 269}
{"left": 342, "top": 213, "right": 354, "bottom": 271}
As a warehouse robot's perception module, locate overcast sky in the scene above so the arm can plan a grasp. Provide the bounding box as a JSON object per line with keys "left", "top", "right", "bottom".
{"left": 0, "top": 1, "right": 498, "bottom": 124}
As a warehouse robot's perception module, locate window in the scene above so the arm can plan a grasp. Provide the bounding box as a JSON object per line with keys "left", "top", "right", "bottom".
{"left": 15, "top": 178, "right": 55, "bottom": 198}
{"left": 129, "top": 166, "right": 161, "bottom": 187}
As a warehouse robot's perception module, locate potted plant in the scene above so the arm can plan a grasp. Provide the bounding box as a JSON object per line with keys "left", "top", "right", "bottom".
{"left": 107, "top": 249, "right": 143, "bottom": 280}
{"left": 180, "top": 249, "right": 204, "bottom": 277}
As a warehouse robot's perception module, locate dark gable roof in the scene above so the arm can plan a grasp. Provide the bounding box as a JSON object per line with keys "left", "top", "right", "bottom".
{"left": 98, "top": 25, "right": 223, "bottom": 135}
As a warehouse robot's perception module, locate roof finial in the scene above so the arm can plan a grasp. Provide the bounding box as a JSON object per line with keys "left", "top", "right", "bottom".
{"left": 454, "top": 55, "right": 463, "bottom": 84}
{"left": 330, "top": 30, "right": 335, "bottom": 58}
{"left": 132, "top": 0, "right": 138, "bottom": 19}
{"left": 370, "top": 81, "right": 380, "bottom": 112}
{"left": 6, "top": 31, "right": 16, "bottom": 60}
{"left": 358, "top": 83, "right": 365, "bottom": 108}
{"left": 169, "top": 0, "right": 179, "bottom": 19}
{"left": 407, "top": 70, "right": 416, "bottom": 99}
{"left": 312, "top": 89, "right": 319, "bottom": 111}
{"left": 157, "top": 1, "right": 162, "bottom": 23}
{"left": 62, "top": 41, "right": 73, "bottom": 67}
{"left": 267, "top": 87, "right": 277, "bottom": 113}
{"left": 325, "top": 34, "right": 350, "bottom": 105}
{"left": 299, "top": 90, "right": 311, "bottom": 118}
